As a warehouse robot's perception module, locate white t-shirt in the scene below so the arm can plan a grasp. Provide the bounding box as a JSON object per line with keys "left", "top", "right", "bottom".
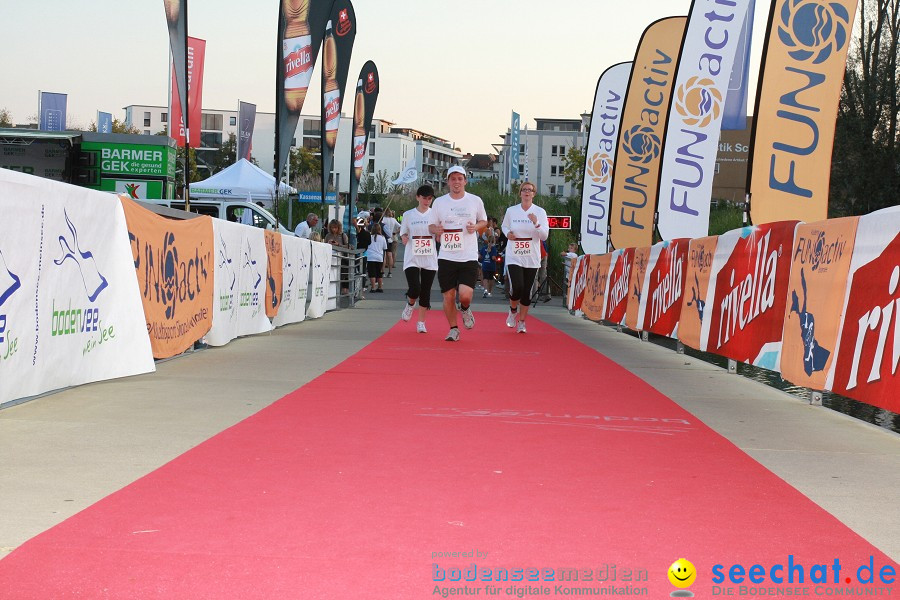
{"left": 501, "top": 203, "right": 549, "bottom": 268}
{"left": 428, "top": 192, "right": 487, "bottom": 262}
{"left": 400, "top": 207, "right": 438, "bottom": 271}
{"left": 365, "top": 234, "right": 388, "bottom": 263}
{"left": 294, "top": 220, "right": 312, "bottom": 238}
{"left": 381, "top": 216, "right": 400, "bottom": 239}
{"left": 564, "top": 252, "right": 578, "bottom": 281}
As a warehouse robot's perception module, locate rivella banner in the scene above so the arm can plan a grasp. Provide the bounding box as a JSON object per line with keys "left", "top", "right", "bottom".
{"left": 609, "top": 17, "right": 686, "bottom": 250}
{"left": 580, "top": 63, "right": 632, "bottom": 255}
{"left": 320, "top": 0, "right": 356, "bottom": 205}
{"left": 826, "top": 207, "right": 900, "bottom": 414}
{"left": 206, "top": 220, "right": 273, "bottom": 347}
{"left": 641, "top": 238, "right": 690, "bottom": 338}
{"left": 656, "top": 0, "right": 754, "bottom": 241}
{"left": 678, "top": 235, "right": 719, "bottom": 350}
{"left": 605, "top": 248, "right": 636, "bottom": 325}
{"left": 780, "top": 217, "right": 858, "bottom": 389}
{"left": 273, "top": 234, "right": 312, "bottom": 327}
{"left": 120, "top": 197, "right": 214, "bottom": 359}
{"left": 347, "top": 61, "right": 380, "bottom": 229}
{"left": 701, "top": 221, "right": 797, "bottom": 368}
{"left": 748, "top": 0, "right": 858, "bottom": 225}
{"left": 0, "top": 170, "right": 154, "bottom": 408}
{"left": 581, "top": 254, "right": 613, "bottom": 323}
{"left": 276, "top": 0, "right": 336, "bottom": 184}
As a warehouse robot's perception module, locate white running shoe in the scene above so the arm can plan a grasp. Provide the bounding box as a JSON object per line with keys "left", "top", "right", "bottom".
{"left": 417, "top": 321, "right": 427, "bottom": 333}
{"left": 445, "top": 328, "right": 460, "bottom": 342}
{"left": 516, "top": 320, "right": 527, "bottom": 334}
{"left": 482, "top": 290, "right": 488, "bottom": 298}
{"left": 460, "top": 307, "right": 475, "bottom": 329}
{"left": 506, "top": 310, "right": 517, "bottom": 328}
{"left": 401, "top": 302, "right": 414, "bottom": 322}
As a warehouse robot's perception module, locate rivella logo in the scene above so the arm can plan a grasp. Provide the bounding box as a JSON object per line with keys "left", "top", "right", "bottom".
{"left": 336, "top": 8, "right": 353, "bottom": 36}
{"left": 587, "top": 153, "right": 613, "bottom": 184}
{"left": 674, "top": 77, "right": 722, "bottom": 128}
{"left": 778, "top": 0, "right": 851, "bottom": 65}
{"left": 365, "top": 72, "right": 376, "bottom": 93}
{"left": 622, "top": 126, "right": 661, "bottom": 164}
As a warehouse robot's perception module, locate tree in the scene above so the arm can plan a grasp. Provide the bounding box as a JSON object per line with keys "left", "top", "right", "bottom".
{"left": 287, "top": 146, "right": 321, "bottom": 187}
{"left": 89, "top": 117, "right": 141, "bottom": 135}
{"left": 0, "top": 108, "right": 12, "bottom": 127}
{"left": 209, "top": 132, "right": 238, "bottom": 174}
{"left": 562, "top": 145, "right": 587, "bottom": 196}
{"left": 830, "top": 0, "right": 900, "bottom": 216}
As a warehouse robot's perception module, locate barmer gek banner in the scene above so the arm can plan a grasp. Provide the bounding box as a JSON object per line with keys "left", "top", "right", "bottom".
{"left": 276, "top": 0, "right": 336, "bottom": 184}
{"left": 609, "top": 17, "right": 686, "bottom": 250}
{"left": 580, "top": 63, "right": 632, "bottom": 255}
{"left": 747, "top": 0, "right": 858, "bottom": 225}
{"left": 320, "top": 0, "right": 356, "bottom": 205}
{"left": 656, "top": 0, "right": 755, "bottom": 242}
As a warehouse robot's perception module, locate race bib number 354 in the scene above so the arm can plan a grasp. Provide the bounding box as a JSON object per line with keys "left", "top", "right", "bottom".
{"left": 413, "top": 237, "right": 435, "bottom": 256}
{"left": 442, "top": 231, "right": 463, "bottom": 253}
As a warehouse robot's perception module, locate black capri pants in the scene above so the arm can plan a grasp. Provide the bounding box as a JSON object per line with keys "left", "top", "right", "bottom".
{"left": 507, "top": 264, "right": 538, "bottom": 307}
{"left": 404, "top": 267, "right": 437, "bottom": 308}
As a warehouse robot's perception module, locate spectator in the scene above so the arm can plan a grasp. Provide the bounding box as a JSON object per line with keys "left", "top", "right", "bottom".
{"left": 294, "top": 213, "right": 319, "bottom": 238}
{"left": 561, "top": 243, "right": 579, "bottom": 285}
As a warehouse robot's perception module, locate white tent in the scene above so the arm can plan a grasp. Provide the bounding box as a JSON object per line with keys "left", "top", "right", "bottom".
{"left": 189, "top": 158, "right": 295, "bottom": 203}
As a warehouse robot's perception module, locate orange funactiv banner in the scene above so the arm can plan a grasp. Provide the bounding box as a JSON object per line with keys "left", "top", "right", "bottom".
{"left": 120, "top": 197, "right": 214, "bottom": 359}
{"left": 625, "top": 247, "right": 652, "bottom": 331}
{"left": 265, "top": 231, "right": 283, "bottom": 319}
{"left": 748, "top": 0, "right": 858, "bottom": 224}
{"left": 581, "top": 253, "right": 613, "bottom": 322}
{"left": 609, "top": 17, "right": 686, "bottom": 250}
{"left": 780, "top": 217, "right": 858, "bottom": 389}
{"left": 678, "top": 235, "right": 718, "bottom": 350}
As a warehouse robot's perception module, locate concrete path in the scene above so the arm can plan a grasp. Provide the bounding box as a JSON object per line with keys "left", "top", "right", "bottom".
{"left": 1, "top": 264, "right": 898, "bottom": 563}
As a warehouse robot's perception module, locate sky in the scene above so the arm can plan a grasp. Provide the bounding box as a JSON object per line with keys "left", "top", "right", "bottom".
{"left": 2, "top": 0, "right": 776, "bottom": 156}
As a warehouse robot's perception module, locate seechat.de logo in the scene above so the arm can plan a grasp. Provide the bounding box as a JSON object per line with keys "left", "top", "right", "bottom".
{"left": 778, "top": 0, "right": 851, "bottom": 64}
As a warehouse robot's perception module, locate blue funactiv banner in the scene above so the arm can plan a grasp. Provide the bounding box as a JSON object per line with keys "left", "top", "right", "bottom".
{"left": 722, "top": 0, "right": 755, "bottom": 130}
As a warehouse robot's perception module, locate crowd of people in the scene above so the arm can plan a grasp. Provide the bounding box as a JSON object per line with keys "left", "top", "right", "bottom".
{"left": 293, "top": 167, "right": 578, "bottom": 341}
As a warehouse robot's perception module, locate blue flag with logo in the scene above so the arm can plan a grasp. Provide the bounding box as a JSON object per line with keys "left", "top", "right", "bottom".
{"left": 97, "top": 111, "right": 113, "bottom": 134}
{"left": 40, "top": 92, "right": 67, "bottom": 131}
{"left": 509, "top": 111, "right": 520, "bottom": 182}
{"left": 722, "top": 0, "right": 755, "bottom": 130}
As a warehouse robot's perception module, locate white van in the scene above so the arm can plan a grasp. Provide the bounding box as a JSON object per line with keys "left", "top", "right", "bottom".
{"left": 144, "top": 198, "right": 296, "bottom": 237}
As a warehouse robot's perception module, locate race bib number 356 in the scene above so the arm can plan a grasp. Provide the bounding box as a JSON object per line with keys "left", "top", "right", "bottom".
{"left": 512, "top": 239, "right": 532, "bottom": 257}
{"left": 442, "top": 232, "right": 463, "bottom": 253}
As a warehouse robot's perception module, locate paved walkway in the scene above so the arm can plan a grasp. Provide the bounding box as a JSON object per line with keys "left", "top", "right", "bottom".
{"left": 1, "top": 262, "right": 899, "bottom": 562}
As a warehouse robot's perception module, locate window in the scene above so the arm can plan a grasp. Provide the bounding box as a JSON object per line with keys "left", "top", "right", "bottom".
{"left": 229, "top": 116, "right": 237, "bottom": 126}
{"left": 368, "top": 159, "right": 375, "bottom": 173}
{"left": 161, "top": 112, "right": 168, "bottom": 123}
{"left": 551, "top": 145, "right": 558, "bottom": 157}
{"left": 558, "top": 185, "right": 564, "bottom": 197}
{"left": 715, "top": 162, "right": 721, "bottom": 174}
{"left": 548, "top": 185, "right": 556, "bottom": 195}
{"left": 303, "top": 137, "right": 321, "bottom": 150}
{"left": 369, "top": 142, "right": 375, "bottom": 155}
{"left": 551, "top": 165, "right": 557, "bottom": 176}
{"left": 519, "top": 144, "right": 525, "bottom": 153}
{"left": 518, "top": 164, "right": 524, "bottom": 176}
{"left": 143, "top": 111, "right": 151, "bottom": 127}
{"left": 201, "top": 113, "right": 224, "bottom": 131}
{"left": 560, "top": 145, "right": 566, "bottom": 155}
{"left": 303, "top": 119, "right": 321, "bottom": 135}
{"left": 144, "top": 130, "right": 150, "bottom": 135}
{"left": 200, "top": 132, "right": 223, "bottom": 148}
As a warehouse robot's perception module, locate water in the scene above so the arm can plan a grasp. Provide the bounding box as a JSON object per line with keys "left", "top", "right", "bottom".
{"left": 637, "top": 331, "right": 900, "bottom": 434}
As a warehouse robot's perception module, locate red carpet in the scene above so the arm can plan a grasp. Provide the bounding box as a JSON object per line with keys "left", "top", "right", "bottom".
{"left": 0, "top": 313, "right": 895, "bottom": 599}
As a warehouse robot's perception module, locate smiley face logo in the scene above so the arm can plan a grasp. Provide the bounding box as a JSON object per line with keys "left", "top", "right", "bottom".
{"left": 668, "top": 558, "right": 697, "bottom": 588}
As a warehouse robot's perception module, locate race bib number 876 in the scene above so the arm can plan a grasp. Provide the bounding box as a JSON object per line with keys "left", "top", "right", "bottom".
{"left": 442, "top": 232, "right": 463, "bottom": 253}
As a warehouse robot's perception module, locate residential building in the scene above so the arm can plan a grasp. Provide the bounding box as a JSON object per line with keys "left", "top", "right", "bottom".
{"left": 497, "top": 116, "right": 586, "bottom": 198}
{"left": 124, "top": 106, "right": 462, "bottom": 195}
{"left": 462, "top": 153, "right": 498, "bottom": 182}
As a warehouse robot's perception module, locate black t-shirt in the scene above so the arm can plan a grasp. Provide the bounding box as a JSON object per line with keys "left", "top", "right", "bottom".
{"left": 356, "top": 229, "right": 372, "bottom": 250}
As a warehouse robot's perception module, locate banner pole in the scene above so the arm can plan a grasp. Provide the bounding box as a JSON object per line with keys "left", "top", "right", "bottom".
{"left": 183, "top": 1, "right": 191, "bottom": 212}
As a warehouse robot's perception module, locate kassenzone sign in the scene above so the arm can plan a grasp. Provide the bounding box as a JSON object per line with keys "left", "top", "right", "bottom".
{"left": 82, "top": 141, "right": 176, "bottom": 178}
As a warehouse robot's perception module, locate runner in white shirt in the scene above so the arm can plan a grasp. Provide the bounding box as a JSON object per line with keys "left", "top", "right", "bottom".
{"left": 501, "top": 181, "right": 549, "bottom": 333}
{"left": 381, "top": 209, "right": 401, "bottom": 278}
{"left": 428, "top": 165, "right": 488, "bottom": 342}
{"left": 364, "top": 223, "right": 389, "bottom": 293}
{"left": 398, "top": 185, "right": 438, "bottom": 333}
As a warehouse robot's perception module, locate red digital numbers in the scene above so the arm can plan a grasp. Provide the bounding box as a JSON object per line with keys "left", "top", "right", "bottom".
{"left": 547, "top": 216, "right": 571, "bottom": 229}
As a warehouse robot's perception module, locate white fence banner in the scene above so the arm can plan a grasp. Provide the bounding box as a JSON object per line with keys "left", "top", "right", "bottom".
{"left": 307, "top": 242, "right": 332, "bottom": 319}
{"left": 207, "top": 220, "right": 273, "bottom": 346}
{"left": 273, "top": 235, "right": 311, "bottom": 327}
{"left": 0, "top": 170, "right": 154, "bottom": 407}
